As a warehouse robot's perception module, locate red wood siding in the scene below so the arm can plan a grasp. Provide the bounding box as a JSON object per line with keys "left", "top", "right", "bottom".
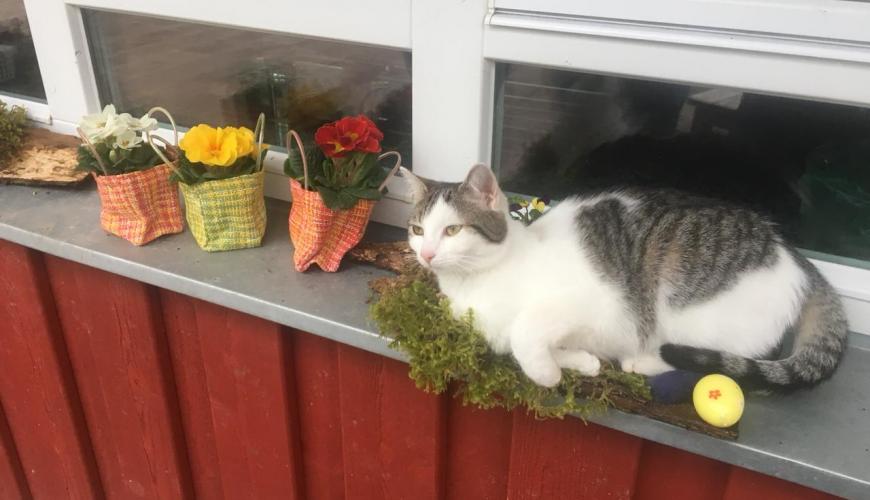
{"left": 0, "top": 240, "right": 839, "bottom": 499}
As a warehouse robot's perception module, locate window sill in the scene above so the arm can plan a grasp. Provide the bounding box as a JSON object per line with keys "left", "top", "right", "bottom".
{"left": 0, "top": 183, "right": 867, "bottom": 498}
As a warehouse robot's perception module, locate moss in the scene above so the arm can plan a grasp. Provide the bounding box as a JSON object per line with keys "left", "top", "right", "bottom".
{"left": 371, "top": 270, "right": 651, "bottom": 419}
{"left": 0, "top": 101, "right": 27, "bottom": 165}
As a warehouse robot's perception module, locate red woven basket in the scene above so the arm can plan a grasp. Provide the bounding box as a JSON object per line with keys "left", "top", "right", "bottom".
{"left": 93, "top": 163, "right": 183, "bottom": 245}
{"left": 78, "top": 107, "right": 184, "bottom": 246}
{"left": 286, "top": 131, "right": 401, "bottom": 272}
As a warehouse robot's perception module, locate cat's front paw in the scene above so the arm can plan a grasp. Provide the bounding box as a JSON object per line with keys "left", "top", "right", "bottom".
{"left": 524, "top": 363, "right": 563, "bottom": 388}
{"left": 554, "top": 349, "right": 601, "bottom": 377}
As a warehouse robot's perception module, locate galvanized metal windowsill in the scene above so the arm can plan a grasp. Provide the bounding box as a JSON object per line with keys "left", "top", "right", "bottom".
{"left": 0, "top": 183, "right": 867, "bottom": 498}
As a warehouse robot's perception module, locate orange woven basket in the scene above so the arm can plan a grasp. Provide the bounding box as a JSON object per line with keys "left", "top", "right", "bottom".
{"left": 286, "top": 130, "right": 401, "bottom": 272}
{"left": 78, "top": 107, "right": 184, "bottom": 246}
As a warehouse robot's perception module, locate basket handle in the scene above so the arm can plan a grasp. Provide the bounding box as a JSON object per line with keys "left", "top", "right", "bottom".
{"left": 286, "top": 130, "right": 309, "bottom": 190}
{"left": 76, "top": 127, "right": 109, "bottom": 176}
{"left": 143, "top": 106, "right": 181, "bottom": 176}
{"left": 377, "top": 151, "right": 402, "bottom": 192}
{"left": 253, "top": 112, "right": 266, "bottom": 172}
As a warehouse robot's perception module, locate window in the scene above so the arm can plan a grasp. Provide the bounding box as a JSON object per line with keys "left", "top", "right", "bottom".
{"left": 0, "top": 0, "right": 45, "bottom": 100}
{"left": 82, "top": 9, "right": 412, "bottom": 165}
{"left": 493, "top": 63, "right": 870, "bottom": 269}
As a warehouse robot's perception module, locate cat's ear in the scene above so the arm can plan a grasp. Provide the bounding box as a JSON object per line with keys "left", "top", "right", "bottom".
{"left": 400, "top": 167, "right": 429, "bottom": 204}
{"left": 462, "top": 163, "right": 505, "bottom": 211}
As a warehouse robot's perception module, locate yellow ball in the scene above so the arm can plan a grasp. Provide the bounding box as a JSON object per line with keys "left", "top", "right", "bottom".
{"left": 692, "top": 374, "right": 744, "bottom": 428}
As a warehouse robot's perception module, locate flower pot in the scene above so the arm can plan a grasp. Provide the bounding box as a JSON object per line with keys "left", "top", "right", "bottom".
{"left": 180, "top": 169, "right": 267, "bottom": 252}
{"left": 284, "top": 129, "right": 401, "bottom": 272}
{"left": 288, "top": 178, "right": 376, "bottom": 272}
{"left": 94, "top": 163, "right": 184, "bottom": 245}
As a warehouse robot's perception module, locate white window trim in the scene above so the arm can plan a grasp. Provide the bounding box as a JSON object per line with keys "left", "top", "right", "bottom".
{"left": 13, "top": 0, "right": 870, "bottom": 335}
{"left": 494, "top": 0, "right": 870, "bottom": 45}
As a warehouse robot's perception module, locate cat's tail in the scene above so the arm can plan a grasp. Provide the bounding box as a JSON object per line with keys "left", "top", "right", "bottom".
{"left": 660, "top": 277, "right": 849, "bottom": 392}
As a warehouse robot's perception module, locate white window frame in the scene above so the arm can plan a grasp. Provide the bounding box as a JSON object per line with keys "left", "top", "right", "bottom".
{"left": 7, "top": 0, "right": 870, "bottom": 335}
{"left": 494, "top": 0, "right": 870, "bottom": 45}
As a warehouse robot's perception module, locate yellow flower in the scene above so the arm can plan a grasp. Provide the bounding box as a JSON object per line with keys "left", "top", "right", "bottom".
{"left": 180, "top": 124, "right": 256, "bottom": 167}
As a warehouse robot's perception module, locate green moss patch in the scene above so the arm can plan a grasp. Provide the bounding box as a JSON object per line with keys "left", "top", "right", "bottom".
{"left": 0, "top": 102, "right": 27, "bottom": 165}
{"left": 371, "top": 267, "right": 651, "bottom": 419}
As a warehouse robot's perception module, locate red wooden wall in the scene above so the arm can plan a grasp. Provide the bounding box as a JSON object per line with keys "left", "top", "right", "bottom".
{"left": 0, "top": 239, "right": 838, "bottom": 500}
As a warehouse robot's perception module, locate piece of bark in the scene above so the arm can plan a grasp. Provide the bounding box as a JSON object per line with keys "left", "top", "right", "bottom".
{"left": 352, "top": 239, "right": 738, "bottom": 440}
{"left": 582, "top": 379, "right": 738, "bottom": 440}
{"left": 347, "top": 240, "right": 414, "bottom": 274}
{"left": 0, "top": 128, "right": 88, "bottom": 186}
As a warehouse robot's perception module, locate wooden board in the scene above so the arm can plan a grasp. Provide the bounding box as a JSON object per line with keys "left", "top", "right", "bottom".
{"left": 0, "top": 127, "right": 88, "bottom": 186}
{"left": 44, "top": 256, "right": 194, "bottom": 499}
{"left": 161, "top": 290, "right": 305, "bottom": 500}
{"left": 0, "top": 240, "right": 103, "bottom": 500}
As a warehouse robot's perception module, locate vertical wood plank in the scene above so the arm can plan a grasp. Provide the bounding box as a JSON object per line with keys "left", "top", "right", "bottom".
{"left": 0, "top": 241, "right": 103, "bottom": 500}
{"left": 337, "top": 344, "right": 445, "bottom": 500}
{"left": 161, "top": 291, "right": 305, "bottom": 500}
{"left": 506, "top": 411, "right": 643, "bottom": 499}
{"left": 633, "top": 440, "right": 730, "bottom": 500}
{"left": 445, "top": 393, "right": 512, "bottom": 500}
{"left": 44, "top": 256, "right": 192, "bottom": 500}
{"left": 0, "top": 401, "right": 31, "bottom": 500}
{"left": 291, "top": 331, "right": 344, "bottom": 500}
{"left": 159, "top": 291, "right": 224, "bottom": 500}
{"left": 723, "top": 466, "right": 837, "bottom": 500}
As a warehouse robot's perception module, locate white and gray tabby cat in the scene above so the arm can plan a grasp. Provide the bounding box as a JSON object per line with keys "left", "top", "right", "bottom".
{"left": 401, "top": 164, "right": 848, "bottom": 391}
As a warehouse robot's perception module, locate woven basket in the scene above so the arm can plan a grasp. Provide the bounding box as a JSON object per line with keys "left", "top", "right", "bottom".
{"left": 180, "top": 170, "right": 267, "bottom": 252}
{"left": 286, "top": 130, "right": 401, "bottom": 272}
{"left": 78, "top": 106, "right": 184, "bottom": 246}
{"left": 150, "top": 113, "right": 269, "bottom": 252}
{"left": 94, "top": 164, "right": 183, "bottom": 245}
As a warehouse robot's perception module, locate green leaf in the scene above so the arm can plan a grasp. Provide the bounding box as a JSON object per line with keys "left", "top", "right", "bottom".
{"left": 345, "top": 186, "right": 382, "bottom": 200}
{"left": 335, "top": 190, "right": 359, "bottom": 210}
{"left": 350, "top": 154, "right": 378, "bottom": 186}
{"left": 315, "top": 185, "right": 341, "bottom": 209}
{"left": 284, "top": 147, "right": 305, "bottom": 180}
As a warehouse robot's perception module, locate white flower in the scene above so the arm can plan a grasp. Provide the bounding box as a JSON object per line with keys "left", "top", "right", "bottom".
{"left": 113, "top": 129, "right": 143, "bottom": 150}
{"left": 133, "top": 114, "right": 158, "bottom": 132}
{"left": 93, "top": 113, "right": 130, "bottom": 142}
{"left": 79, "top": 104, "right": 117, "bottom": 142}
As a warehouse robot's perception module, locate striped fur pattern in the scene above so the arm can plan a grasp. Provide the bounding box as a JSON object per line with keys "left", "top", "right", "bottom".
{"left": 403, "top": 165, "right": 848, "bottom": 391}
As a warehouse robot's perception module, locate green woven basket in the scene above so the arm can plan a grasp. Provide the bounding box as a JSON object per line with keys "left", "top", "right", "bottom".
{"left": 180, "top": 169, "right": 267, "bottom": 252}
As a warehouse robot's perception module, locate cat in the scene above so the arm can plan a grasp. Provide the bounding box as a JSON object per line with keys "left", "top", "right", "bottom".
{"left": 401, "top": 164, "right": 848, "bottom": 391}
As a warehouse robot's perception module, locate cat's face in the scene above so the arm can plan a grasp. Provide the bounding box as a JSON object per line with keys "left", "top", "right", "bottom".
{"left": 403, "top": 165, "right": 509, "bottom": 275}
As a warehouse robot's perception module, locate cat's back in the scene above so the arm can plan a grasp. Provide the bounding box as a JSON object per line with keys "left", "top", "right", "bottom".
{"left": 562, "top": 188, "right": 799, "bottom": 308}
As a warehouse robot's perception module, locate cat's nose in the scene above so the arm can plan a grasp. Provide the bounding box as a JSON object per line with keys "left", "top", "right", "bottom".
{"left": 421, "top": 249, "right": 436, "bottom": 263}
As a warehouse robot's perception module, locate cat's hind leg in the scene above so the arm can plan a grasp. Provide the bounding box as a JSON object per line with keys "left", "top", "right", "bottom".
{"left": 621, "top": 353, "right": 673, "bottom": 376}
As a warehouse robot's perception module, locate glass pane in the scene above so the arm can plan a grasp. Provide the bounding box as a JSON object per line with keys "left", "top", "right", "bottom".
{"left": 83, "top": 9, "right": 412, "bottom": 165}
{"left": 0, "top": 0, "right": 45, "bottom": 100}
{"left": 493, "top": 63, "right": 870, "bottom": 268}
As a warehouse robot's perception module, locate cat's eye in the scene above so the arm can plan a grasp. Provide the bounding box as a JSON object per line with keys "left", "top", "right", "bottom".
{"left": 444, "top": 225, "right": 463, "bottom": 236}
{"left": 410, "top": 225, "right": 424, "bottom": 236}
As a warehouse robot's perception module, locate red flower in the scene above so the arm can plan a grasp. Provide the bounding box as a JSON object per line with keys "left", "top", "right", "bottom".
{"left": 708, "top": 389, "right": 722, "bottom": 400}
{"left": 315, "top": 115, "right": 383, "bottom": 158}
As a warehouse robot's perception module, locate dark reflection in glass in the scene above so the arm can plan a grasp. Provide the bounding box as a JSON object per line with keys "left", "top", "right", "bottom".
{"left": 83, "top": 9, "right": 412, "bottom": 166}
{"left": 494, "top": 63, "right": 870, "bottom": 267}
{"left": 0, "top": 0, "right": 45, "bottom": 100}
